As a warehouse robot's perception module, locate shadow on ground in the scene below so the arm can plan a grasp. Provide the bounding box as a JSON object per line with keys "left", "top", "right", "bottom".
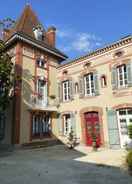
{"left": 0, "top": 145, "right": 132, "bottom": 184}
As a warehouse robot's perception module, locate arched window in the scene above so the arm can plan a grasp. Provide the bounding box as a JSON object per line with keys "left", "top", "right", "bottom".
{"left": 101, "top": 75, "right": 107, "bottom": 88}
{"left": 75, "top": 82, "right": 79, "bottom": 94}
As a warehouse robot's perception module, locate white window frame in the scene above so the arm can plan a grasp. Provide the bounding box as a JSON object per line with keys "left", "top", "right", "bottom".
{"left": 62, "top": 80, "right": 70, "bottom": 102}
{"left": 117, "top": 64, "right": 128, "bottom": 88}
{"left": 36, "top": 78, "right": 47, "bottom": 106}
{"left": 117, "top": 108, "right": 132, "bottom": 148}
{"left": 84, "top": 73, "right": 95, "bottom": 96}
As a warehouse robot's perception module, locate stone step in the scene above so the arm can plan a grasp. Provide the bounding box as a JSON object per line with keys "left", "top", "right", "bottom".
{"left": 22, "top": 138, "right": 63, "bottom": 150}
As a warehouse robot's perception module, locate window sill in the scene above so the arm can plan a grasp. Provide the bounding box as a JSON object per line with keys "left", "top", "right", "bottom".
{"left": 112, "top": 86, "right": 132, "bottom": 97}
{"left": 36, "top": 66, "right": 47, "bottom": 70}
{"left": 61, "top": 99, "right": 72, "bottom": 104}
{"left": 79, "top": 94, "right": 99, "bottom": 99}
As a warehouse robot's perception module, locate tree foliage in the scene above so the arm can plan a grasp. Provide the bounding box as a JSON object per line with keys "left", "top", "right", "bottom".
{"left": 0, "top": 41, "right": 13, "bottom": 111}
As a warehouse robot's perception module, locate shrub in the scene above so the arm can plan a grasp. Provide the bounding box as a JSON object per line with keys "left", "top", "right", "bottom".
{"left": 126, "top": 150, "right": 132, "bottom": 173}
{"left": 128, "top": 124, "right": 132, "bottom": 139}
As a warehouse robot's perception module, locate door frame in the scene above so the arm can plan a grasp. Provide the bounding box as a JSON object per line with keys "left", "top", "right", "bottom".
{"left": 117, "top": 108, "right": 132, "bottom": 148}
{"left": 29, "top": 111, "right": 52, "bottom": 141}
{"left": 80, "top": 107, "right": 104, "bottom": 146}
{"left": 84, "top": 111, "right": 101, "bottom": 147}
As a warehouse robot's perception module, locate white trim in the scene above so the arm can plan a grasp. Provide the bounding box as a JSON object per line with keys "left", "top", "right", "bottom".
{"left": 117, "top": 64, "right": 128, "bottom": 88}
{"left": 62, "top": 80, "right": 70, "bottom": 102}
{"left": 117, "top": 109, "right": 132, "bottom": 148}
{"left": 84, "top": 73, "right": 95, "bottom": 96}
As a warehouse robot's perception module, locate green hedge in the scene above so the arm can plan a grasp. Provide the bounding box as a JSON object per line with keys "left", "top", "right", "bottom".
{"left": 128, "top": 124, "right": 132, "bottom": 139}
{"left": 126, "top": 150, "right": 132, "bottom": 173}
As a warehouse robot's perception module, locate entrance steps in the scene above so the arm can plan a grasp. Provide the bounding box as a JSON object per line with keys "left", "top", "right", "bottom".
{"left": 22, "top": 138, "right": 63, "bottom": 150}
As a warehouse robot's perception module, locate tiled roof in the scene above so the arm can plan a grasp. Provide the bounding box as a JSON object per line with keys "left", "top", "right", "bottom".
{"left": 14, "top": 5, "right": 44, "bottom": 38}
{"left": 4, "top": 5, "right": 68, "bottom": 60}
{"left": 6, "top": 5, "right": 44, "bottom": 40}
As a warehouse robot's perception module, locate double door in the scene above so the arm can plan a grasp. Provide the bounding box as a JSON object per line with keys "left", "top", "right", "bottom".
{"left": 117, "top": 109, "right": 132, "bottom": 148}
{"left": 32, "top": 113, "right": 51, "bottom": 138}
{"left": 84, "top": 112, "right": 101, "bottom": 147}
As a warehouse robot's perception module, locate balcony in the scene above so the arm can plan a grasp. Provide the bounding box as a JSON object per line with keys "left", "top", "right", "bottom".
{"left": 29, "top": 93, "right": 59, "bottom": 112}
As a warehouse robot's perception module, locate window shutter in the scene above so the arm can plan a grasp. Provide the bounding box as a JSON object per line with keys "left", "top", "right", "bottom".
{"left": 58, "top": 82, "right": 62, "bottom": 103}
{"left": 79, "top": 76, "right": 84, "bottom": 98}
{"left": 57, "top": 113, "right": 63, "bottom": 136}
{"left": 69, "top": 80, "right": 74, "bottom": 100}
{"left": 107, "top": 109, "right": 120, "bottom": 149}
{"left": 94, "top": 72, "right": 99, "bottom": 96}
{"left": 111, "top": 67, "right": 118, "bottom": 90}
{"left": 127, "top": 62, "right": 132, "bottom": 87}
{"left": 71, "top": 113, "right": 76, "bottom": 136}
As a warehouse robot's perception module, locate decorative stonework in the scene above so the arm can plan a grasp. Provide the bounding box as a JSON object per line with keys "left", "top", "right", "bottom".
{"left": 113, "top": 103, "right": 132, "bottom": 110}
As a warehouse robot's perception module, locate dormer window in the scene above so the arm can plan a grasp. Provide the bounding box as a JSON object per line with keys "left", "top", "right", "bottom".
{"left": 33, "top": 25, "right": 43, "bottom": 41}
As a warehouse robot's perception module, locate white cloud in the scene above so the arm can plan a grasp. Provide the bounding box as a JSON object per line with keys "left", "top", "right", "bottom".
{"left": 57, "top": 28, "right": 103, "bottom": 54}
{"left": 72, "top": 33, "right": 91, "bottom": 52}
{"left": 57, "top": 29, "right": 72, "bottom": 38}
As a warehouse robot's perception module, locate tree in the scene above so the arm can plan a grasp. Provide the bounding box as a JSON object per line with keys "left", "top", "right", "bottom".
{"left": 0, "top": 41, "right": 13, "bottom": 112}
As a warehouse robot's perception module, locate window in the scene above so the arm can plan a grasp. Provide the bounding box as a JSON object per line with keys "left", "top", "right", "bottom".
{"left": 117, "top": 65, "right": 127, "bottom": 88}
{"left": 63, "top": 114, "right": 71, "bottom": 136}
{"left": 33, "top": 26, "right": 43, "bottom": 41}
{"left": 62, "top": 80, "right": 70, "bottom": 101}
{"left": 101, "top": 75, "right": 107, "bottom": 88}
{"left": 117, "top": 108, "right": 132, "bottom": 148}
{"left": 75, "top": 82, "right": 79, "bottom": 94}
{"left": 36, "top": 59, "right": 46, "bottom": 68}
{"left": 84, "top": 73, "right": 95, "bottom": 96}
{"left": 37, "top": 79, "right": 45, "bottom": 99}
{"left": 35, "top": 78, "right": 48, "bottom": 106}
{"left": 32, "top": 114, "right": 51, "bottom": 137}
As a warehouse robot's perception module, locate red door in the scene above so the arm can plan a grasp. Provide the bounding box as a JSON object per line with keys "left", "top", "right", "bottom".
{"left": 84, "top": 112, "right": 101, "bottom": 147}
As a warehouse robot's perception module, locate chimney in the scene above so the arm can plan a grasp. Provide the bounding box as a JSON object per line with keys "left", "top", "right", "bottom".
{"left": 46, "top": 26, "right": 56, "bottom": 47}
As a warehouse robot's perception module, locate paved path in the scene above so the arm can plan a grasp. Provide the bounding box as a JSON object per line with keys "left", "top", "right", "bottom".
{"left": 75, "top": 145, "right": 127, "bottom": 167}
{"left": 0, "top": 145, "right": 132, "bottom": 184}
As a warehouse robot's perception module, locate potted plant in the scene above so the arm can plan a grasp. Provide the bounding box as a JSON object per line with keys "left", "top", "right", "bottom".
{"left": 92, "top": 133, "right": 97, "bottom": 151}
{"left": 67, "top": 128, "right": 76, "bottom": 149}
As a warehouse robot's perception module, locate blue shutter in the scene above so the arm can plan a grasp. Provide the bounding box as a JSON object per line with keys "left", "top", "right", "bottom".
{"left": 79, "top": 76, "right": 84, "bottom": 98}
{"left": 69, "top": 80, "right": 74, "bottom": 100}
{"left": 71, "top": 113, "right": 76, "bottom": 136}
{"left": 127, "top": 62, "right": 132, "bottom": 87}
{"left": 111, "top": 67, "right": 118, "bottom": 90}
{"left": 107, "top": 109, "right": 120, "bottom": 149}
{"left": 94, "top": 72, "right": 99, "bottom": 96}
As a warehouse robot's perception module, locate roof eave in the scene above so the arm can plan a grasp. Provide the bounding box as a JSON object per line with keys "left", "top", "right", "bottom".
{"left": 58, "top": 35, "right": 132, "bottom": 68}
{"left": 4, "top": 32, "right": 68, "bottom": 61}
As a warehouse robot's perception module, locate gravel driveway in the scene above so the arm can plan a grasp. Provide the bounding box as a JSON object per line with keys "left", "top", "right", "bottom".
{"left": 0, "top": 145, "right": 132, "bottom": 184}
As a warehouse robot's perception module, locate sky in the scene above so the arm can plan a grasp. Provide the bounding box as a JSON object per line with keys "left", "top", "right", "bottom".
{"left": 0, "top": 0, "right": 131, "bottom": 59}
